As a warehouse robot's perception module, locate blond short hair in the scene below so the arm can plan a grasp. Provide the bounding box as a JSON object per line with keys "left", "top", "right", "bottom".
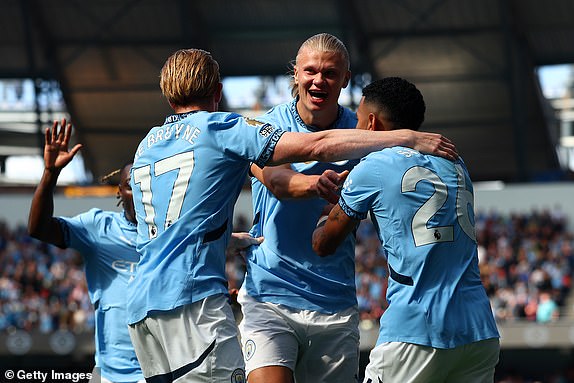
{"left": 160, "top": 49, "right": 220, "bottom": 106}
{"left": 290, "top": 33, "right": 350, "bottom": 98}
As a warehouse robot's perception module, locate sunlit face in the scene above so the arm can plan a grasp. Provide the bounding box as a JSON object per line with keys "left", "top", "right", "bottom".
{"left": 118, "top": 165, "right": 136, "bottom": 224}
{"left": 293, "top": 46, "right": 350, "bottom": 118}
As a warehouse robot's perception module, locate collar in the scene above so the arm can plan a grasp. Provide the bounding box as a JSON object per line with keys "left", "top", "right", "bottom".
{"left": 289, "top": 98, "right": 344, "bottom": 132}
{"left": 164, "top": 110, "right": 201, "bottom": 124}
{"left": 122, "top": 211, "right": 137, "bottom": 227}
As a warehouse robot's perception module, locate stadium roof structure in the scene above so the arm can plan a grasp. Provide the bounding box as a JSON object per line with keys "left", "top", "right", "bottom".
{"left": 0, "top": 0, "right": 573, "bottom": 183}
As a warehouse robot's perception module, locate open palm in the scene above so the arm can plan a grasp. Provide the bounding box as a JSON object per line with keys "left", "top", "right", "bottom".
{"left": 44, "top": 119, "right": 82, "bottom": 171}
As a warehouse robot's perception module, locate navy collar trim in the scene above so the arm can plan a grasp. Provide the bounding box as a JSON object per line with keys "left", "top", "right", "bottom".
{"left": 164, "top": 110, "right": 201, "bottom": 124}
{"left": 289, "top": 98, "right": 344, "bottom": 132}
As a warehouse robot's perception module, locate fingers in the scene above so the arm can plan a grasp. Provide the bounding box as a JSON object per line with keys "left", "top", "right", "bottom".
{"left": 419, "top": 132, "right": 459, "bottom": 161}
{"left": 317, "top": 176, "right": 338, "bottom": 193}
{"left": 243, "top": 235, "right": 264, "bottom": 246}
{"left": 47, "top": 120, "right": 59, "bottom": 145}
{"left": 251, "top": 236, "right": 264, "bottom": 245}
{"left": 45, "top": 126, "right": 52, "bottom": 146}
{"left": 69, "top": 143, "right": 83, "bottom": 158}
{"left": 338, "top": 170, "right": 350, "bottom": 183}
{"left": 62, "top": 119, "right": 73, "bottom": 147}
{"left": 317, "top": 169, "right": 348, "bottom": 204}
{"left": 230, "top": 232, "right": 264, "bottom": 250}
{"left": 438, "top": 136, "right": 458, "bottom": 161}
{"left": 47, "top": 119, "right": 73, "bottom": 146}
{"left": 55, "top": 118, "right": 65, "bottom": 142}
{"left": 318, "top": 187, "right": 340, "bottom": 205}
{"left": 317, "top": 175, "right": 340, "bottom": 204}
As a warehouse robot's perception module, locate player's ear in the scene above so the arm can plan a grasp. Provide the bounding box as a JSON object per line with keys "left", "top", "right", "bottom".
{"left": 342, "top": 70, "right": 351, "bottom": 89}
{"left": 367, "top": 113, "right": 377, "bottom": 131}
{"left": 293, "top": 66, "right": 299, "bottom": 86}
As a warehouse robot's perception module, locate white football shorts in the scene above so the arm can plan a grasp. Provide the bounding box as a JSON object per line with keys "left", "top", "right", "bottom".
{"left": 238, "top": 287, "right": 360, "bottom": 382}
{"left": 128, "top": 294, "right": 245, "bottom": 383}
{"left": 363, "top": 337, "right": 500, "bottom": 383}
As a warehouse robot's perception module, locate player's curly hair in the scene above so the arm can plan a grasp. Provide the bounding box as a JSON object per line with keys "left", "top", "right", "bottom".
{"left": 160, "top": 48, "right": 220, "bottom": 107}
{"left": 289, "top": 33, "right": 350, "bottom": 98}
{"left": 362, "top": 77, "right": 425, "bottom": 131}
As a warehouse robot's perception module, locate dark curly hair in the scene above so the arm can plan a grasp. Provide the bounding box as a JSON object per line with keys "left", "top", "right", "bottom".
{"left": 362, "top": 77, "right": 425, "bottom": 131}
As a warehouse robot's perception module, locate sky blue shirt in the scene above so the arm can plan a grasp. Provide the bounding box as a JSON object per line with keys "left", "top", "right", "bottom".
{"left": 58, "top": 209, "right": 143, "bottom": 382}
{"left": 128, "top": 111, "right": 284, "bottom": 325}
{"left": 339, "top": 147, "right": 499, "bottom": 348}
{"left": 244, "top": 99, "right": 359, "bottom": 313}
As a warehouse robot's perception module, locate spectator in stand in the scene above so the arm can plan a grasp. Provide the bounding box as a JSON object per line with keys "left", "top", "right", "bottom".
{"left": 536, "top": 290, "right": 559, "bottom": 323}
{"left": 476, "top": 208, "right": 573, "bottom": 322}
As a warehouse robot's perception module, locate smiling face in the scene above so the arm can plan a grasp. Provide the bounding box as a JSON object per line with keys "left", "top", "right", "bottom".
{"left": 293, "top": 46, "right": 350, "bottom": 129}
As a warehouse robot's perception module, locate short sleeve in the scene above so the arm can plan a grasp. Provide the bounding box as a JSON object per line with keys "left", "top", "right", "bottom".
{"left": 214, "top": 115, "right": 285, "bottom": 168}
{"left": 339, "top": 156, "right": 381, "bottom": 220}
{"left": 57, "top": 208, "right": 101, "bottom": 255}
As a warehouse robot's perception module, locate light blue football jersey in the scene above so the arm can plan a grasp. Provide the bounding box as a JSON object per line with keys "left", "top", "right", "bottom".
{"left": 128, "top": 111, "right": 285, "bottom": 325}
{"left": 244, "top": 99, "right": 359, "bottom": 313}
{"left": 58, "top": 209, "right": 143, "bottom": 382}
{"left": 339, "top": 147, "right": 499, "bottom": 348}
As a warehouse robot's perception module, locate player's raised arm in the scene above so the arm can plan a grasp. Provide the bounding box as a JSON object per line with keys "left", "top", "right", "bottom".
{"left": 268, "top": 128, "right": 457, "bottom": 166}
{"left": 28, "top": 119, "right": 83, "bottom": 247}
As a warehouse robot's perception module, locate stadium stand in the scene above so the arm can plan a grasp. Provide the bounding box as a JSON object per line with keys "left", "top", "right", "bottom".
{"left": 5, "top": 207, "right": 568, "bottom": 334}
{"left": 2, "top": 205, "right": 574, "bottom": 381}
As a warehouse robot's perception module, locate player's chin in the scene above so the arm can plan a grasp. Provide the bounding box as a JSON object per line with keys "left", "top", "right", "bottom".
{"left": 307, "top": 96, "right": 331, "bottom": 110}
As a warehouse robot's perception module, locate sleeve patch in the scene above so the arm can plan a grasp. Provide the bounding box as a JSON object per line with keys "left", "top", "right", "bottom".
{"left": 243, "top": 117, "right": 275, "bottom": 138}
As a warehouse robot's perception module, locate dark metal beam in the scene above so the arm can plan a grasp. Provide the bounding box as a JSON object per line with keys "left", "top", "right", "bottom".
{"left": 373, "top": 0, "right": 449, "bottom": 60}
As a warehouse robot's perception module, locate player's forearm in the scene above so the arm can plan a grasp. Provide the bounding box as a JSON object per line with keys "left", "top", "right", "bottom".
{"left": 28, "top": 169, "right": 65, "bottom": 246}
{"left": 266, "top": 171, "right": 320, "bottom": 199}
{"left": 271, "top": 129, "right": 414, "bottom": 164}
{"left": 310, "top": 129, "right": 414, "bottom": 162}
{"left": 312, "top": 222, "right": 344, "bottom": 257}
{"left": 312, "top": 204, "right": 359, "bottom": 257}
{"left": 312, "top": 225, "right": 333, "bottom": 257}
{"left": 280, "top": 173, "right": 320, "bottom": 199}
{"left": 252, "top": 164, "right": 320, "bottom": 199}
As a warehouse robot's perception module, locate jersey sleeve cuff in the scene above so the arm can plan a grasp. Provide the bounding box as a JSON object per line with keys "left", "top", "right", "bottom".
{"left": 254, "top": 128, "right": 286, "bottom": 168}
{"left": 339, "top": 197, "right": 367, "bottom": 220}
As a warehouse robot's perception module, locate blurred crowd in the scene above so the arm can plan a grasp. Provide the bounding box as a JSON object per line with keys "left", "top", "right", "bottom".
{"left": 477, "top": 208, "right": 574, "bottom": 323}
{"left": 0, "top": 223, "right": 93, "bottom": 333}
{"left": 350, "top": 207, "right": 574, "bottom": 323}
{"left": 1, "top": 208, "right": 573, "bottom": 334}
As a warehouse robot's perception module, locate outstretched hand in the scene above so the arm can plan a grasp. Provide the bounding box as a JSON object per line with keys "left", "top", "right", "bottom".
{"left": 410, "top": 130, "right": 458, "bottom": 161}
{"left": 44, "top": 119, "right": 82, "bottom": 172}
{"left": 317, "top": 169, "right": 349, "bottom": 204}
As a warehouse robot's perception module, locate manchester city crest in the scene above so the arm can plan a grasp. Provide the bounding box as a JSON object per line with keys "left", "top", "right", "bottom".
{"left": 231, "top": 368, "right": 246, "bottom": 383}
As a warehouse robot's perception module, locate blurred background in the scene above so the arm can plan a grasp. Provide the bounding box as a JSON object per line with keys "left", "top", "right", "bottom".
{"left": 1, "top": 1, "right": 574, "bottom": 381}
